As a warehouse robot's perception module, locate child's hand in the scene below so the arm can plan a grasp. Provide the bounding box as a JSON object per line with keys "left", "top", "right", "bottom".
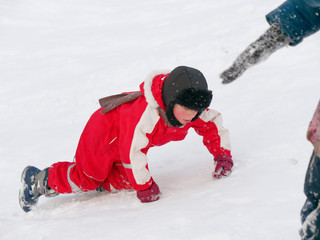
{"left": 213, "top": 154, "right": 233, "bottom": 179}
{"left": 137, "top": 182, "right": 161, "bottom": 203}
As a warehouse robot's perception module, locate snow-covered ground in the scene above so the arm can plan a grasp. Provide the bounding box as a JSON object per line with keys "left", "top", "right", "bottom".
{"left": 1, "top": 0, "right": 319, "bottom": 239}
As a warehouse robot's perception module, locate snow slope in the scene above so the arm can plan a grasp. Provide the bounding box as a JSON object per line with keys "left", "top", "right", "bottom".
{"left": 0, "top": 0, "right": 319, "bottom": 239}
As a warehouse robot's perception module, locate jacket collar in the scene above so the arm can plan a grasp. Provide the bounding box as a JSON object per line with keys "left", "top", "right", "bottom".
{"left": 140, "top": 71, "right": 170, "bottom": 110}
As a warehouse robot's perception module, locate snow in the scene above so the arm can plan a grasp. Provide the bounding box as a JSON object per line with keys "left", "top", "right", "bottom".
{"left": 0, "top": 0, "right": 319, "bottom": 239}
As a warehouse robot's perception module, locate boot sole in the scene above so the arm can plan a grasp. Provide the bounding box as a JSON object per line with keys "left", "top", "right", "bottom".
{"left": 19, "top": 166, "right": 41, "bottom": 212}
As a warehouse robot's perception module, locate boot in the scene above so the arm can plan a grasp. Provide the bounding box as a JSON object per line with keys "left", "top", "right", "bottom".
{"left": 96, "top": 185, "right": 107, "bottom": 192}
{"left": 19, "top": 166, "right": 58, "bottom": 212}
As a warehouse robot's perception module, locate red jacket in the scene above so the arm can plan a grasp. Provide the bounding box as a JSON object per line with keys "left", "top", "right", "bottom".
{"left": 73, "top": 73, "right": 231, "bottom": 191}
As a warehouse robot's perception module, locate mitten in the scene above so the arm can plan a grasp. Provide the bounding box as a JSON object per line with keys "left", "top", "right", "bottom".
{"left": 220, "top": 23, "right": 291, "bottom": 84}
{"left": 137, "top": 182, "right": 161, "bottom": 203}
{"left": 213, "top": 154, "right": 233, "bottom": 179}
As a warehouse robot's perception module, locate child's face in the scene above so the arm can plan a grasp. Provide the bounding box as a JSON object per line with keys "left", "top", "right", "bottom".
{"left": 173, "top": 104, "right": 198, "bottom": 125}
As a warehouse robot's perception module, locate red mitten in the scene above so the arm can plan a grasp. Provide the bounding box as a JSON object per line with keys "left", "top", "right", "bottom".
{"left": 137, "top": 182, "right": 161, "bottom": 203}
{"left": 213, "top": 154, "right": 233, "bottom": 179}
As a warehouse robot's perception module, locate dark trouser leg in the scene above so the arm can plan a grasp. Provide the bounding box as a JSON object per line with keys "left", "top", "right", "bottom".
{"left": 300, "top": 152, "right": 320, "bottom": 239}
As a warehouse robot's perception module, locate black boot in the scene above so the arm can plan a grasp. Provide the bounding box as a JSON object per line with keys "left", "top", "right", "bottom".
{"left": 19, "top": 166, "right": 58, "bottom": 212}
{"left": 220, "top": 23, "right": 291, "bottom": 84}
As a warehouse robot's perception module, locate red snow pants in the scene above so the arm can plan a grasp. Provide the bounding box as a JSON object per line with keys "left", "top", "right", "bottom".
{"left": 47, "top": 109, "right": 132, "bottom": 193}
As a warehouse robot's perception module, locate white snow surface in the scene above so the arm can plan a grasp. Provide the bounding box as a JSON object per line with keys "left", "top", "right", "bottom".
{"left": 1, "top": 0, "right": 319, "bottom": 239}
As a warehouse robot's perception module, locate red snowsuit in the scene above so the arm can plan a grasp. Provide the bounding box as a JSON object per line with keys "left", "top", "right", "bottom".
{"left": 47, "top": 73, "right": 232, "bottom": 193}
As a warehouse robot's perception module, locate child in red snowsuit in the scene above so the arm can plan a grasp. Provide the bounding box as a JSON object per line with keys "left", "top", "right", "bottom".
{"left": 19, "top": 66, "right": 233, "bottom": 212}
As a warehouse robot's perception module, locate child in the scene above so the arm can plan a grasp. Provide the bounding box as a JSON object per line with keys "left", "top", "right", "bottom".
{"left": 19, "top": 66, "right": 233, "bottom": 212}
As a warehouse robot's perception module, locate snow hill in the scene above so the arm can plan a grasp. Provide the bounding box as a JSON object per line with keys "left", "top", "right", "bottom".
{"left": 0, "top": 0, "right": 319, "bottom": 239}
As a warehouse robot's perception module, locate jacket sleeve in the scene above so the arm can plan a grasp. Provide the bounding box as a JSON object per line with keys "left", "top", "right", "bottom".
{"left": 119, "top": 97, "right": 160, "bottom": 191}
{"left": 266, "top": 0, "right": 320, "bottom": 46}
{"left": 304, "top": 0, "right": 320, "bottom": 7}
{"left": 191, "top": 109, "right": 232, "bottom": 158}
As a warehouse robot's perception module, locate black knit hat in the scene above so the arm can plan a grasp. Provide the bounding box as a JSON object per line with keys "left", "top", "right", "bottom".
{"left": 162, "top": 66, "right": 213, "bottom": 127}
